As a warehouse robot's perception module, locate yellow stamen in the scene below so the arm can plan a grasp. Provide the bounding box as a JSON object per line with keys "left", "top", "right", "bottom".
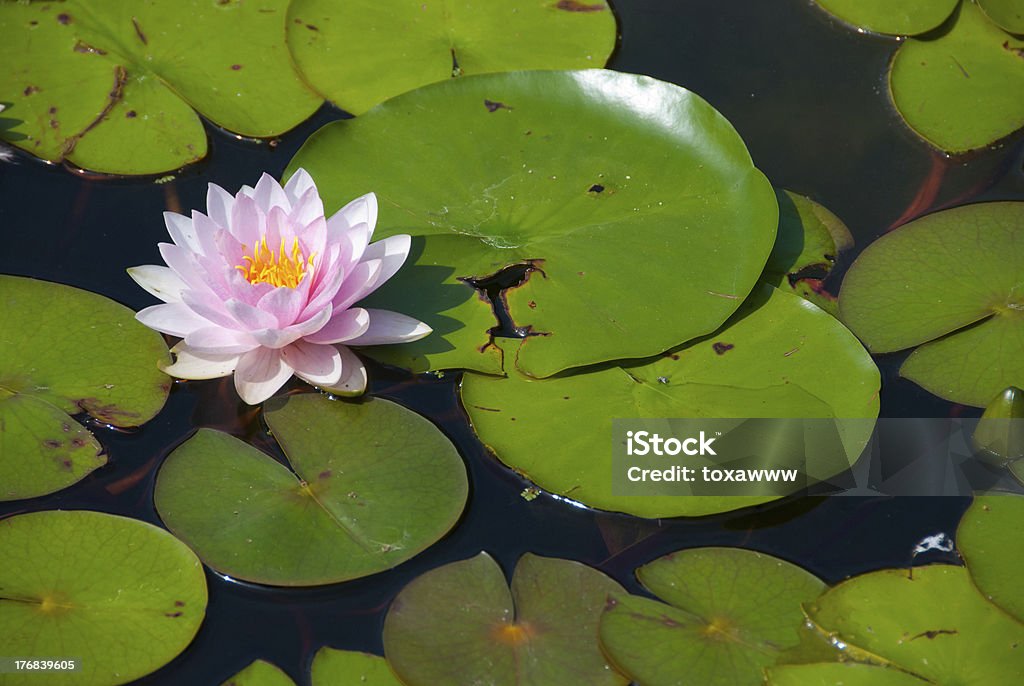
{"left": 235, "top": 237, "right": 315, "bottom": 289}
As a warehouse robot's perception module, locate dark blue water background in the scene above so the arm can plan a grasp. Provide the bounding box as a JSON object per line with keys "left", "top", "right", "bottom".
{"left": 1, "top": 0, "right": 1023, "bottom": 683}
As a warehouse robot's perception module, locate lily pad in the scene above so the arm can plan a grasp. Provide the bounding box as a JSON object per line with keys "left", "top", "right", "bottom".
{"left": 979, "top": 0, "right": 1024, "bottom": 32}
{"left": 310, "top": 649, "right": 402, "bottom": 686}
{"left": 286, "top": 0, "right": 616, "bottom": 116}
{"left": 287, "top": 69, "right": 778, "bottom": 377}
{"left": 973, "top": 386, "right": 1024, "bottom": 463}
{"left": 813, "top": 0, "right": 959, "bottom": 35}
{"left": 599, "top": 547, "right": 826, "bottom": 686}
{"left": 957, "top": 494, "right": 1024, "bottom": 623}
{"left": 889, "top": 1, "right": 1024, "bottom": 153}
{"left": 382, "top": 552, "right": 627, "bottom": 686}
{"left": 222, "top": 661, "right": 295, "bottom": 686}
{"left": 0, "top": 0, "right": 320, "bottom": 174}
{"left": 0, "top": 275, "right": 169, "bottom": 501}
{"left": 763, "top": 189, "right": 853, "bottom": 315}
{"left": 766, "top": 663, "right": 927, "bottom": 686}
{"left": 462, "top": 285, "right": 880, "bottom": 518}
{"left": 839, "top": 202, "right": 1024, "bottom": 407}
{"left": 0, "top": 510, "right": 207, "bottom": 686}
{"left": 154, "top": 393, "right": 467, "bottom": 586}
{"left": 807, "top": 564, "right": 1024, "bottom": 684}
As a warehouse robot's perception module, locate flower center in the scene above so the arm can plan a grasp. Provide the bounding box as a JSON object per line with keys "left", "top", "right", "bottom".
{"left": 236, "top": 237, "right": 313, "bottom": 289}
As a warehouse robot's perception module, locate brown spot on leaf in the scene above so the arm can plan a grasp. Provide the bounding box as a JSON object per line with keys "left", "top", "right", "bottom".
{"left": 57, "top": 13, "right": 71, "bottom": 24}
{"left": 62, "top": 423, "right": 71, "bottom": 432}
{"left": 231, "top": 64, "right": 242, "bottom": 70}
{"left": 132, "top": 17, "right": 147, "bottom": 44}
{"left": 23, "top": 85, "right": 40, "bottom": 96}
{"left": 164, "top": 611, "right": 183, "bottom": 618}
{"left": 71, "top": 437, "right": 87, "bottom": 448}
{"left": 554, "top": 0, "right": 606, "bottom": 11}
{"left": 318, "top": 470, "right": 331, "bottom": 479}
{"left": 528, "top": 300, "right": 537, "bottom": 309}
{"left": 473, "top": 405, "right": 502, "bottom": 412}
{"left": 62, "top": 459, "right": 73, "bottom": 470}
{"left": 1003, "top": 41, "right": 1024, "bottom": 59}
{"left": 712, "top": 342, "right": 734, "bottom": 355}
{"left": 174, "top": 600, "right": 185, "bottom": 607}
{"left": 48, "top": 106, "right": 57, "bottom": 114}
{"left": 44, "top": 439, "right": 62, "bottom": 449}
{"left": 126, "top": 110, "right": 137, "bottom": 118}
{"left": 73, "top": 40, "right": 107, "bottom": 55}
{"left": 483, "top": 99, "right": 512, "bottom": 112}
{"left": 910, "top": 628, "right": 958, "bottom": 640}
{"left": 588, "top": 184, "right": 605, "bottom": 193}
{"left": 306, "top": 23, "right": 319, "bottom": 31}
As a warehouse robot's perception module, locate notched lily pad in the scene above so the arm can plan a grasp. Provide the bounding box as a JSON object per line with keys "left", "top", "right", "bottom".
{"left": 0, "top": 0, "right": 320, "bottom": 174}
{"left": 383, "top": 552, "right": 627, "bottom": 686}
{"left": 310, "top": 649, "right": 402, "bottom": 686}
{"left": 462, "top": 285, "right": 880, "bottom": 518}
{"left": 154, "top": 394, "right": 468, "bottom": 586}
{"left": 0, "top": 275, "right": 170, "bottom": 501}
{"left": 222, "top": 660, "right": 295, "bottom": 686}
{"left": 287, "top": 69, "right": 778, "bottom": 378}
{"left": 957, "top": 494, "right": 1024, "bottom": 623}
{"left": 839, "top": 202, "right": 1024, "bottom": 407}
{"left": 813, "top": 0, "right": 959, "bottom": 35}
{"left": 287, "top": 0, "right": 617, "bottom": 115}
{"left": 0, "top": 510, "right": 207, "bottom": 686}
{"left": 599, "top": 547, "right": 826, "bottom": 686}
{"left": 807, "top": 564, "right": 1024, "bottom": 684}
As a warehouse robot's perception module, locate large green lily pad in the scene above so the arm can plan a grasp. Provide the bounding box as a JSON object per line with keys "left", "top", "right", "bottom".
{"left": 0, "top": 0, "right": 320, "bottom": 174}
{"left": 154, "top": 394, "right": 467, "bottom": 586}
{"left": 979, "top": 0, "right": 1024, "bottom": 32}
{"left": 839, "top": 202, "right": 1024, "bottom": 407}
{"left": 383, "top": 552, "right": 627, "bottom": 686}
{"left": 222, "top": 660, "right": 295, "bottom": 686}
{"left": 287, "top": 69, "right": 778, "bottom": 378}
{"left": 957, "top": 494, "right": 1024, "bottom": 623}
{"left": 599, "top": 547, "right": 826, "bottom": 686}
{"left": 310, "top": 649, "right": 402, "bottom": 686}
{"left": 287, "top": 0, "right": 616, "bottom": 116}
{"left": 0, "top": 510, "right": 207, "bottom": 686}
{"left": 889, "top": 1, "right": 1024, "bottom": 153}
{"left": 0, "top": 275, "right": 169, "bottom": 501}
{"left": 813, "top": 0, "right": 959, "bottom": 35}
{"left": 462, "top": 285, "right": 880, "bottom": 518}
{"left": 766, "top": 663, "right": 928, "bottom": 686}
{"left": 807, "top": 565, "right": 1024, "bottom": 684}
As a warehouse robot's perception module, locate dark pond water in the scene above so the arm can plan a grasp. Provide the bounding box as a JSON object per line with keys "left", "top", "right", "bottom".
{"left": 1, "top": 0, "right": 1022, "bottom": 683}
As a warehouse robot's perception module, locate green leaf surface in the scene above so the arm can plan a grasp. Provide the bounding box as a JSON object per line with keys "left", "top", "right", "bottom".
{"left": 839, "top": 202, "right": 1024, "bottom": 407}
{"left": 0, "top": 510, "right": 207, "bottom": 686}
{"left": 0, "top": 0, "right": 320, "bottom": 174}
{"left": 973, "top": 387, "right": 1024, "bottom": 462}
{"left": 383, "top": 552, "right": 627, "bottom": 686}
{"left": 807, "top": 565, "right": 1024, "bottom": 684}
{"left": 462, "top": 285, "right": 879, "bottom": 518}
{"left": 889, "top": 1, "right": 1024, "bottom": 153}
{"left": 979, "top": 0, "right": 1024, "bottom": 32}
{"left": 599, "top": 548, "right": 826, "bottom": 686}
{"left": 766, "top": 663, "right": 927, "bottom": 686}
{"left": 957, "top": 494, "right": 1024, "bottom": 623}
{"left": 287, "top": 0, "right": 616, "bottom": 115}
{"left": 154, "top": 394, "right": 467, "bottom": 586}
{"left": 222, "top": 660, "right": 295, "bottom": 686}
{"left": 0, "top": 275, "right": 169, "bottom": 501}
{"left": 310, "top": 649, "right": 402, "bottom": 686}
{"left": 813, "top": 0, "right": 959, "bottom": 35}
{"left": 287, "top": 69, "right": 778, "bottom": 377}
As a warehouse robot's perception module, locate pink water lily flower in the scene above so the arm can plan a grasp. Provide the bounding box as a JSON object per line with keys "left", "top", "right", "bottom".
{"left": 129, "top": 169, "right": 431, "bottom": 404}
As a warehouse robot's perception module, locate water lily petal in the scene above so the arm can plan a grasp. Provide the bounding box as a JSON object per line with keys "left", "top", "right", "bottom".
{"left": 164, "top": 211, "right": 203, "bottom": 254}
{"left": 206, "top": 182, "right": 235, "bottom": 230}
{"left": 127, "top": 265, "right": 187, "bottom": 303}
{"left": 251, "top": 306, "right": 332, "bottom": 349}
{"left": 253, "top": 172, "right": 290, "bottom": 214}
{"left": 282, "top": 340, "right": 343, "bottom": 387}
{"left": 229, "top": 192, "right": 263, "bottom": 248}
{"left": 331, "top": 345, "right": 368, "bottom": 396}
{"left": 304, "top": 307, "right": 369, "bottom": 344}
{"left": 332, "top": 258, "right": 382, "bottom": 312}
{"left": 283, "top": 168, "right": 316, "bottom": 205}
{"left": 356, "top": 233, "right": 411, "bottom": 299}
{"left": 347, "top": 309, "right": 432, "bottom": 346}
{"left": 328, "top": 193, "right": 376, "bottom": 265}
{"left": 161, "top": 342, "right": 239, "bottom": 380}
{"left": 185, "top": 326, "right": 260, "bottom": 355}
{"left": 225, "top": 298, "right": 280, "bottom": 331}
{"left": 257, "top": 286, "right": 305, "bottom": 328}
{"left": 182, "top": 289, "right": 240, "bottom": 330}
{"left": 301, "top": 263, "right": 346, "bottom": 322}
{"left": 234, "top": 347, "right": 295, "bottom": 404}
{"left": 136, "top": 302, "right": 209, "bottom": 337}
{"left": 290, "top": 185, "right": 325, "bottom": 231}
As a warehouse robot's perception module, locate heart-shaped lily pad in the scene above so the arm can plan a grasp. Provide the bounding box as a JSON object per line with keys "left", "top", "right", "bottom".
{"left": 0, "top": 275, "right": 169, "bottom": 501}
{"left": 311, "top": 649, "right": 402, "bottom": 686}
{"left": 0, "top": 0, "right": 320, "bottom": 174}
{"left": 222, "top": 660, "right": 295, "bottom": 686}
{"left": 286, "top": 0, "right": 616, "bottom": 116}
{"left": 0, "top": 510, "right": 207, "bottom": 686}
{"left": 889, "top": 0, "right": 1024, "bottom": 153}
{"left": 813, "top": 0, "right": 959, "bottom": 35}
{"left": 839, "top": 202, "right": 1024, "bottom": 407}
{"left": 154, "top": 393, "right": 468, "bottom": 586}
{"left": 599, "top": 547, "right": 826, "bottom": 686}
{"left": 957, "top": 494, "right": 1024, "bottom": 623}
{"left": 978, "top": 0, "right": 1024, "bottom": 32}
{"left": 766, "top": 663, "right": 928, "bottom": 686}
{"left": 287, "top": 69, "right": 778, "bottom": 378}
{"left": 762, "top": 189, "right": 853, "bottom": 316}
{"left": 807, "top": 564, "right": 1024, "bottom": 684}
{"left": 462, "top": 285, "right": 879, "bottom": 518}
{"left": 382, "top": 552, "right": 627, "bottom": 686}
